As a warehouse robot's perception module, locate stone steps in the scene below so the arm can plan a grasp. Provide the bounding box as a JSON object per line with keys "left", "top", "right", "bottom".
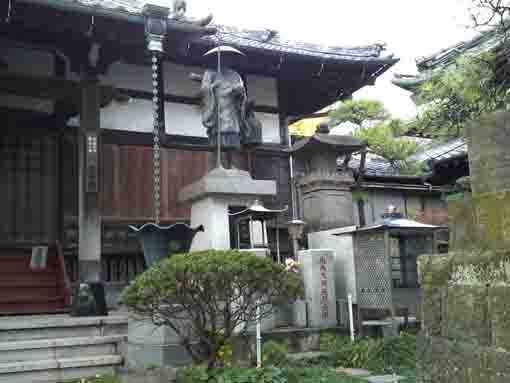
{"left": 0, "top": 315, "right": 128, "bottom": 342}
{"left": 0, "top": 335, "right": 127, "bottom": 363}
{"left": 0, "top": 314, "right": 128, "bottom": 382}
{"left": 0, "top": 354, "right": 123, "bottom": 383}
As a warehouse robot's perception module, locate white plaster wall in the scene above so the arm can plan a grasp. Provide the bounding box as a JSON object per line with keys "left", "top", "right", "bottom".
{"left": 71, "top": 61, "right": 280, "bottom": 141}
{"left": 257, "top": 112, "right": 280, "bottom": 144}
{"left": 1, "top": 42, "right": 55, "bottom": 77}
{"left": 308, "top": 228, "right": 357, "bottom": 303}
{"left": 94, "top": 99, "right": 206, "bottom": 137}
{"left": 246, "top": 75, "right": 277, "bottom": 107}
{"left": 100, "top": 61, "right": 203, "bottom": 97}
{"left": 73, "top": 98, "right": 279, "bottom": 142}
{"left": 101, "top": 63, "right": 278, "bottom": 108}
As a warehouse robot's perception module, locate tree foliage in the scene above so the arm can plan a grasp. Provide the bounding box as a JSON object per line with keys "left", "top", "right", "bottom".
{"left": 329, "top": 99, "right": 389, "bottom": 126}
{"left": 353, "top": 121, "right": 418, "bottom": 165}
{"left": 121, "top": 250, "right": 302, "bottom": 369}
{"left": 413, "top": 52, "right": 510, "bottom": 138}
{"left": 329, "top": 99, "right": 420, "bottom": 173}
{"left": 469, "top": 0, "right": 510, "bottom": 36}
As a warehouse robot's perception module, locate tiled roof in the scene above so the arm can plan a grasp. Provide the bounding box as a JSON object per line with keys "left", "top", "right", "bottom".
{"left": 345, "top": 138, "right": 467, "bottom": 177}
{"left": 55, "top": 0, "right": 395, "bottom": 63}
{"left": 289, "top": 133, "right": 365, "bottom": 153}
{"left": 411, "top": 138, "right": 466, "bottom": 163}
{"left": 392, "top": 28, "right": 503, "bottom": 91}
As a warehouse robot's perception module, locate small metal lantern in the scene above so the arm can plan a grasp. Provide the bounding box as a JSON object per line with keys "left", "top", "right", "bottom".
{"left": 288, "top": 219, "right": 306, "bottom": 240}
{"left": 288, "top": 219, "right": 306, "bottom": 256}
{"left": 130, "top": 223, "right": 204, "bottom": 267}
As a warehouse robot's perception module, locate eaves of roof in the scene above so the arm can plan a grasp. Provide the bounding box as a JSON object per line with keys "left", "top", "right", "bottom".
{"left": 18, "top": 0, "right": 397, "bottom": 65}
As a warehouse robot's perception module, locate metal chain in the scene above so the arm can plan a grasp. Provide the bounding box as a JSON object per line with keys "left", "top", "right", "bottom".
{"left": 151, "top": 53, "right": 161, "bottom": 224}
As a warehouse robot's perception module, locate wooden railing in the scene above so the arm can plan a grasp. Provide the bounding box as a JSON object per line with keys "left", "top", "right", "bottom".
{"left": 65, "top": 253, "right": 146, "bottom": 284}
{"left": 55, "top": 241, "right": 72, "bottom": 306}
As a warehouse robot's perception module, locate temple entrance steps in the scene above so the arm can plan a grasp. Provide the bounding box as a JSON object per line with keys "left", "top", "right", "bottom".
{"left": 0, "top": 314, "right": 128, "bottom": 383}
{"left": 0, "top": 243, "right": 72, "bottom": 315}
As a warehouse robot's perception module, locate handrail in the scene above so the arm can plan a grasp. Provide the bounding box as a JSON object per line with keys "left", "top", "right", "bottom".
{"left": 55, "top": 241, "right": 73, "bottom": 306}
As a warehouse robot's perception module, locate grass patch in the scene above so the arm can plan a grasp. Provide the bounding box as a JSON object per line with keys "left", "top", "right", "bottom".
{"left": 182, "top": 365, "right": 371, "bottom": 383}
{"left": 319, "top": 332, "right": 417, "bottom": 375}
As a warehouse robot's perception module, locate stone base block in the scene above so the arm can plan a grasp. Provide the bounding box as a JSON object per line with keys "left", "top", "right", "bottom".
{"left": 293, "top": 300, "right": 308, "bottom": 328}
{"left": 418, "top": 335, "right": 510, "bottom": 383}
{"left": 127, "top": 316, "right": 196, "bottom": 369}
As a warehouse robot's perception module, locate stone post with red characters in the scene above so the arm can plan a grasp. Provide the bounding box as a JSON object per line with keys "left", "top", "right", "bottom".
{"left": 297, "top": 249, "right": 337, "bottom": 327}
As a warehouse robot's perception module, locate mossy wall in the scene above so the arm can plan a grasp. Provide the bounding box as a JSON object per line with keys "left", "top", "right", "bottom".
{"left": 418, "top": 111, "right": 510, "bottom": 382}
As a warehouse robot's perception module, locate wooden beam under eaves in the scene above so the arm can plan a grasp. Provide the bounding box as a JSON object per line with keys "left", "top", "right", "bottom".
{"left": 0, "top": 72, "right": 116, "bottom": 107}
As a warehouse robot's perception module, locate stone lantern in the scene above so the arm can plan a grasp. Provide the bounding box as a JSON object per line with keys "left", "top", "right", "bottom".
{"left": 288, "top": 125, "right": 365, "bottom": 232}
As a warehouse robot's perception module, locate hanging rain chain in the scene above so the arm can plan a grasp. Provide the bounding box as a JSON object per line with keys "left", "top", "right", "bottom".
{"left": 6, "top": 0, "right": 12, "bottom": 23}
{"left": 151, "top": 52, "right": 162, "bottom": 224}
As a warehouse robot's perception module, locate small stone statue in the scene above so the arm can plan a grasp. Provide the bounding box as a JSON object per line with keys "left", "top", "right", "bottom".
{"left": 171, "top": 0, "right": 213, "bottom": 27}
{"left": 455, "top": 176, "right": 472, "bottom": 193}
{"left": 200, "top": 67, "right": 262, "bottom": 152}
{"left": 71, "top": 283, "right": 97, "bottom": 317}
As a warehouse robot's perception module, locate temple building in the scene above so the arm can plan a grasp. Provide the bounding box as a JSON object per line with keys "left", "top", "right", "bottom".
{"left": 0, "top": 0, "right": 397, "bottom": 314}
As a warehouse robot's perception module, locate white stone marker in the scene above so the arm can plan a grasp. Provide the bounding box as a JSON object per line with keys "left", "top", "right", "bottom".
{"left": 297, "top": 249, "right": 337, "bottom": 328}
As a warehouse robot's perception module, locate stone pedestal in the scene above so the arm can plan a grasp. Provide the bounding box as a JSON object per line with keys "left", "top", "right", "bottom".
{"left": 298, "top": 172, "right": 355, "bottom": 232}
{"left": 179, "top": 168, "right": 276, "bottom": 251}
{"left": 289, "top": 133, "right": 362, "bottom": 232}
{"left": 418, "top": 111, "right": 510, "bottom": 382}
{"left": 127, "top": 314, "right": 196, "bottom": 369}
{"left": 297, "top": 249, "right": 337, "bottom": 328}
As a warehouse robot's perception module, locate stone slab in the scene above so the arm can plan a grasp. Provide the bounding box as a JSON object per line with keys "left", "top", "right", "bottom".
{"left": 417, "top": 335, "right": 510, "bottom": 383}
{"left": 178, "top": 167, "right": 276, "bottom": 204}
{"left": 297, "top": 250, "right": 337, "bottom": 328}
{"left": 127, "top": 315, "right": 199, "bottom": 368}
{"left": 445, "top": 285, "right": 490, "bottom": 345}
{"left": 488, "top": 286, "right": 510, "bottom": 350}
{"left": 366, "top": 375, "right": 404, "bottom": 383}
{"left": 0, "top": 354, "right": 122, "bottom": 374}
{"left": 466, "top": 110, "right": 510, "bottom": 195}
{"left": 0, "top": 314, "right": 128, "bottom": 342}
{"left": 335, "top": 367, "right": 371, "bottom": 377}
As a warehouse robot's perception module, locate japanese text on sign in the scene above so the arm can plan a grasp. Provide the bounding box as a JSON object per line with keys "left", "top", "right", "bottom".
{"left": 319, "top": 255, "right": 328, "bottom": 319}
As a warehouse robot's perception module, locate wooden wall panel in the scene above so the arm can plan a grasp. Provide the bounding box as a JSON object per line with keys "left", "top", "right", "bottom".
{"left": 251, "top": 148, "right": 291, "bottom": 225}
{"left": 100, "top": 144, "right": 210, "bottom": 221}
{"left": 0, "top": 129, "right": 59, "bottom": 242}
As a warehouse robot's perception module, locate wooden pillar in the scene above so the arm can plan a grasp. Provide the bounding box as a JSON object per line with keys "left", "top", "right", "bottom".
{"left": 78, "top": 74, "right": 102, "bottom": 282}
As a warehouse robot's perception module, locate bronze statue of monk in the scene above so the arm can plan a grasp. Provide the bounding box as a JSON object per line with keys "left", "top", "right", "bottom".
{"left": 200, "top": 66, "right": 262, "bottom": 152}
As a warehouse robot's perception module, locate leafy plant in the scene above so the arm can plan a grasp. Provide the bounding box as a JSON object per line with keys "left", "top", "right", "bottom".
{"left": 217, "top": 343, "right": 234, "bottom": 368}
{"left": 414, "top": 52, "right": 510, "bottom": 138}
{"left": 329, "top": 99, "right": 389, "bottom": 126}
{"left": 121, "top": 250, "right": 303, "bottom": 369}
{"left": 262, "top": 341, "right": 289, "bottom": 366}
{"left": 181, "top": 365, "right": 368, "bottom": 383}
{"left": 323, "top": 333, "right": 417, "bottom": 375}
{"left": 352, "top": 120, "right": 420, "bottom": 172}
{"left": 329, "top": 99, "right": 422, "bottom": 174}
{"left": 181, "top": 364, "right": 210, "bottom": 383}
